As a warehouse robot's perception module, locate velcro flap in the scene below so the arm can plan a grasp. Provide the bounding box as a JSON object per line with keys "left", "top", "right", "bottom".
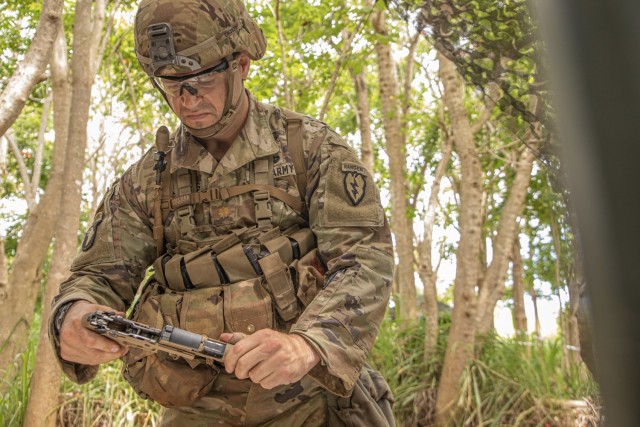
{"left": 164, "top": 255, "right": 188, "bottom": 292}
{"left": 211, "top": 233, "right": 241, "bottom": 255}
{"left": 216, "top": 244, "right": 258, "bottom": 282}
{"left": 263, "top": 235, "right": 294, "bottom": 264}
{"left": 184, "top": 248, "right": 223, "bottom": 288}
{"left": 259, "top": 253, "right": 299, "bottom": 322}
{"left": 289, "top": 228, "right": 315, "bottom": 258}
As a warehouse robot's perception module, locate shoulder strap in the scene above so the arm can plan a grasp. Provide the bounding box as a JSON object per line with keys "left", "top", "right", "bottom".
{"left": 154, "top": 127, "right": 173, "bottom": 257}
{"left": 282, "top": 109, "right": 307, "bottom": 202}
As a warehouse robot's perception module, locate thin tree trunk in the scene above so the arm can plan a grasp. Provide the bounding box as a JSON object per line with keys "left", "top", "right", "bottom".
{"left": 350, "top": 69, "right": 374, "bottom": 172}
{"left": 6, "top": 130, "right": 37, "bottom": 209}
{"left": 5, "top": 95, "right": 52, "bottom": 210}
{"left": 0, "top": 0, "right": 63, "bottom": 138}
{"left": 549, "top": 217, "right": 571, "bottom": 372}
{"left": 417, "top": 136, "right": 453, "bottom": 361}
{"left": 529, "top": 289, "right": 542, "bottom": 338}
{"left": 567, "top": 274, "right": 582, "bottom": 365}
{"left": 512, "top": 239, "right": 528, "bottom": 333}
{"left": 476, "top": 145, "right": 537, "bottom": 337}
{"left": 556, "top": 288, "right": 570, "bottom": 372}
{"left": 318, "top": 25, "right": 363, "bottom": 121}
{"left": 0, "top": 238, "right": 7, "bottom": 302}
{"left": 271, "top": 0, "right": 293, "bottom": 110}
{"left": 371, "top": 5, "right": 417, "bottom": 323}
{"left": 25, "top": 2, "right": 106, "bottom": 424}
{"left": 435, "top": 52, "right": 484, "bottom": 425}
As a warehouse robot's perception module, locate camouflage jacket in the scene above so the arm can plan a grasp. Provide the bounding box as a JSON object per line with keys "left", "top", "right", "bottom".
{"left": 49, "top": 93, "right": 394, "bottom": 398}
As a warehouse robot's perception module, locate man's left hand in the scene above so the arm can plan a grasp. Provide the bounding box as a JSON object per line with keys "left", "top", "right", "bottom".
{"left": 220, "top": 329, "right": 320, "bottom": 389}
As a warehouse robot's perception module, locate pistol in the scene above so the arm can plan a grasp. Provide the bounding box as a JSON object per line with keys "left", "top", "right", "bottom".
{"left": 82, "top": 311, "right": 230, "bottom": 366}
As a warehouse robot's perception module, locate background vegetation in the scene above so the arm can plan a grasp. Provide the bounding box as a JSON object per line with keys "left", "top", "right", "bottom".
{"left": 0, "top": 0, "right": 599, "bottom": 425}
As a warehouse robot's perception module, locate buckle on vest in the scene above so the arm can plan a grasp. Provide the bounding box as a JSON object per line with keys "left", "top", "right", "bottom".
{"left": 253, "top": 190, "right": 272, "bottom": 228}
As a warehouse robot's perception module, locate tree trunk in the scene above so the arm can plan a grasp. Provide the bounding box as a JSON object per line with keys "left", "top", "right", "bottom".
{"left": 19, "top": 21, "right": 70, "bottom": 423}
{"left": 417, "top": 136, "right": 453, "bottom": 361}
{"left": 529, "top": 289, "right": 542, "bottom": 338}
{"left": 0, "top": 238, "right": 7, "bottom": 302}
{"left": 566, "top": 246, "right": 584, "bottom": 366}
{"left": 371, "top": 6, "right": 417, "bottom": 322}
{"left": 567, "top": 275, "right": 582, "bottom": 366}
{"left": 435, "top": 52, "right": 484, "bottom": 425}
{"left": 556, "top": 288, "right": 570, "bottom": 372}
{"left": 0, "top": 20, "right": 70, "bottom": 374}
{"left": 271, "top": 0, "right": 293, "bottom": 110}
{"left": 511, "top": 239, "right": 528, "bottom": 333}
{"left": 25, "top": 2, "right": 106, "bottom": 424}
{"left": 476, "top": 145, "right": 536, "bottom": 337}
{"left": 0, "top": 0, "right": 63, "bottom": 138}
{"left": 350, "top": 69, "right": 374, "bottom": 172}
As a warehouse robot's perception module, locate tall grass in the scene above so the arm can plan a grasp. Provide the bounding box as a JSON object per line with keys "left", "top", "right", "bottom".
{"left": 0, "top": 312, "right": 40, "bottom": 427}
{"left": 369, "top": 315, "right": 601, "bottom": 426}
{"left": 57, "top": 363, "right": 163, "bottom": 427}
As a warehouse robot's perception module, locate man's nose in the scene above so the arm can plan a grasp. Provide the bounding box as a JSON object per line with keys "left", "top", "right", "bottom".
{"left": 179, "top": 88, "right": 201, "bottom": 108}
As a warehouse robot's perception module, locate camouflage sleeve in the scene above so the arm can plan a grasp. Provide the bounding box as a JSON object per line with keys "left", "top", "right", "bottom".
{"left": 289, "top": 122, "right": 394, "bottom": 397}
{"left": 48, "top": 154, "right": 158, "bottom": 383}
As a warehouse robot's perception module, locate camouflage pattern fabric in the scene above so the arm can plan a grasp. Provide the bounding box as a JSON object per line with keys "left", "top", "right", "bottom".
{"left": 135, "top": 0, "right": 266, "bottom": 76}
{"left": 49, "top": 93, "right": 395, "bottom": 425}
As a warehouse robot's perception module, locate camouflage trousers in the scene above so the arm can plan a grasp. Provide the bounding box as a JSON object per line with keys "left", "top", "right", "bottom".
{"left": 160, "top": 373, "right": 325, "bottom": 426}
{"left": 160, "top": 367, "right": 395, "bottom": 426}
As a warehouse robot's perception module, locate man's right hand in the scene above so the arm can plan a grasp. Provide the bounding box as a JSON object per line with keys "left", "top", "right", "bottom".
{"left": 59, "top": 300, "right": 128, "bottom": 365}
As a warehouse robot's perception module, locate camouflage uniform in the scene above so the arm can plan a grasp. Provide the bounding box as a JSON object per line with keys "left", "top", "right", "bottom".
{"left": 49, "top": 93, "right": 396, "bottom": 426}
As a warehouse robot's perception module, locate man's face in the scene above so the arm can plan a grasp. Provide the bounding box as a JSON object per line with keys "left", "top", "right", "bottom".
{"left": 156, "top": 60, "right": 230, "bottom": 129}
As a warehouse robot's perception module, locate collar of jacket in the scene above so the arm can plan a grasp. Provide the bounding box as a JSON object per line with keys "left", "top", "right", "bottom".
{"left": 169, "top": 92, "right": 280, "bottom": 183}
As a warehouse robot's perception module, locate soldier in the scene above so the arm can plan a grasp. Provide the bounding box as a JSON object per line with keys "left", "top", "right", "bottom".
{"left": 49, "top": 0, "right": 396, "bottom": 425}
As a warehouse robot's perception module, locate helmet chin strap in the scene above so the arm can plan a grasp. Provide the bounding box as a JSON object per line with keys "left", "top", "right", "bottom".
{"left": 184, "top": 56, "right": 243, "bottom": 139}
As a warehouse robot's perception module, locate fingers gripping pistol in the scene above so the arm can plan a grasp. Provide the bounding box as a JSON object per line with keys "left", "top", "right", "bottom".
{"left": 82, "top": 311, "right": 231, "bottom": 365}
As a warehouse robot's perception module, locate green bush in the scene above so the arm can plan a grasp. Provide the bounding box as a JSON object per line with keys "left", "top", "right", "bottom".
{"left": 369, "top": 315, "right": 601, "bottom": 426}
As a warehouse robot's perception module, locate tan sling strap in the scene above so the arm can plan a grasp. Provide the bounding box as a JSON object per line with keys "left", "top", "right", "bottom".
{"left": 281, "top": 109, "right": 307, "bottom": 201}
{"left": 153, "top": 127, "right": 171, "bottom": 257}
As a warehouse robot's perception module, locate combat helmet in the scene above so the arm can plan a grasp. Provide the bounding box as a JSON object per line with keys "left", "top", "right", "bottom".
{"left": 134, "top": 0, "right": 267, "bottom": 137}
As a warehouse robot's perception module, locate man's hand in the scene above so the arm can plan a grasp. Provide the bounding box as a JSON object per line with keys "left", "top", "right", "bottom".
{"left": 59, "top": 300, "right": 128, "bottom": 365}
{"left": 220, "top": 329, "right": 320, "bottom": 389}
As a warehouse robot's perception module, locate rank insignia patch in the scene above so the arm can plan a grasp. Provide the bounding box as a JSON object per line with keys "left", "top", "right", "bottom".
{"left": 344, "top": 172, "right": 366, "bottom": 205}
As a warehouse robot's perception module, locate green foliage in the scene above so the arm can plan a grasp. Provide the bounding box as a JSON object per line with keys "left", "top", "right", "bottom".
{"left": 0, "top": 310, "right": 40, "bottom": 427}
{"left": 369, "top": 317, "right": 600, "bottom": 426}
{"left": 387, "top": 0, "right": 548, "bottom": 127}
{"left": 57, "top": 364, "right": 162, "bottom": 426}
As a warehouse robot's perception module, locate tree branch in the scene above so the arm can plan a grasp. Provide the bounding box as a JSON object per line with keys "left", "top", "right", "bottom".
{"left": 0, "top": 0, "right": 63, "bottom": 138}
{"left": 32, "top": 93, "right": 52, "bottom": 195}
{"left": 471, "top": 81, "right": 500, "bottom": 134}
{"left": 6, "top": 130, "right": 36, "bottom": 209}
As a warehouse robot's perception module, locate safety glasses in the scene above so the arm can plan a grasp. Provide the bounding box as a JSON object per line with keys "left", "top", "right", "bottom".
{"left": 154, "top": 59, "right": 229, "bottom": 97}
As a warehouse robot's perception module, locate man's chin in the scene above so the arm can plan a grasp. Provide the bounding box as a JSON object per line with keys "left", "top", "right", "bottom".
{"left": 182, "top": 117, "right": 217, "bottom": 129}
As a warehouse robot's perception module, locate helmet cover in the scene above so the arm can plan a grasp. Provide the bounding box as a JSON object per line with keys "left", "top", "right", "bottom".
{"left": 135, "top": 0, "right": 266, "bottom": 76}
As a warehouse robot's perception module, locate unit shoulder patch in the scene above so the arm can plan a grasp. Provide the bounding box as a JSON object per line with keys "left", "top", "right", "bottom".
{"left": 343, "top": 171, "right": 367, "bottom": 206}
{"left": 82, "top": 212, "right": 104, "bottom": 251}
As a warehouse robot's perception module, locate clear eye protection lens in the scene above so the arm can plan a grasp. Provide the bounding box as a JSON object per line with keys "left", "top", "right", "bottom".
{"left": 154, "top": 58, "right": 230, "bottom": 97}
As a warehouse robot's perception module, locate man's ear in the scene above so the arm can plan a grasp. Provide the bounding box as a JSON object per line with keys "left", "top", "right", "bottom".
{"left": 237, "top": 53, "right": 251, "bottom": 80}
